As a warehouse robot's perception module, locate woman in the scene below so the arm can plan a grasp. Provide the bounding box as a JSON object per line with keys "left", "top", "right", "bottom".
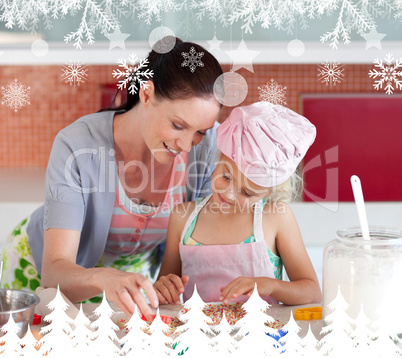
{"left": 2, "top": 38, "right": 223, "bottom": 319}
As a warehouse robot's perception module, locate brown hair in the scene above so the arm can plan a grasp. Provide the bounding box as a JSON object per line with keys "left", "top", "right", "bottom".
{"left": 100, "top": 37, "right": 223, "bottom": 112}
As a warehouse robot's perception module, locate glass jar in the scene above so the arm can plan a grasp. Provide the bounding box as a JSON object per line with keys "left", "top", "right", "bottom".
{"left": 322, "top": 226, "right": 402, "bottom": 330}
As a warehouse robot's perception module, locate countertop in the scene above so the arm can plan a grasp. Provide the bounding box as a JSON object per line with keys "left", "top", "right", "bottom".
{"left": 33, "top": 301, "right": 323, "bottom": 340}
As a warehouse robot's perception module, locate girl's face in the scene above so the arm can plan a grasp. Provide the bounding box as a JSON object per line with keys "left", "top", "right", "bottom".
{"left": 140, "top": 84, "right": 221, "bottom": 165}
{"left": 210, "top": 154, "right": 271, "bottom": 212}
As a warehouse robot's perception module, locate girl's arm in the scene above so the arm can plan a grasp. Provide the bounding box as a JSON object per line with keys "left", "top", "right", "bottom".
{"left": 268, "top": 204, "right": 321, "bottom": 304}
{"left": 219, "top": 204, "right": 322, "bottom": 305}
{"left": 154, "top": 202, "right": 192, "bottom": 304}
{"left": 41, "top": 228, "right": 158, "bottom": 320}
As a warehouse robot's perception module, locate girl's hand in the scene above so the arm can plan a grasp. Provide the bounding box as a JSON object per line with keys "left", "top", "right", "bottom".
{"left": 95, "top": 269, "right": 158, "bottom": 321}
{"left": 218, "top": 277, "right": 272, "bottom": 304}
{"left": 154, "top": 274, "right": 189, "bottom": 305}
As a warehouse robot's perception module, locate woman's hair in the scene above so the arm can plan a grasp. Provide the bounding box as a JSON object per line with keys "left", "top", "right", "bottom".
{"left": 100, "top": 37, "right": 223, "bottom": 112}
{"left": 268, "top": 169, "right": 304, "bottom": 204}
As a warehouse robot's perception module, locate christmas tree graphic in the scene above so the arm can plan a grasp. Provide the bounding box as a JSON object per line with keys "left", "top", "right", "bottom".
{"left": 89, "top": 293, "right": 121, "bottom": 358}
{"left": 147, "top": 309, "right": 173, "bottom": 357}
{"left": 0, "top": 285, "right": 400, "bottom": 357}
{"left": 39, "top": 286, "right": 75, "bottom": 358}
{"left": 320, "top": 286, "right": 355, "bottom": 357}
{"left": 19, "top": 324, "right": 42, "bottom": 356}
{"left": 120, "top": 305, "right": 150, "bottom": 357}
{"left": 234, "top": 284, "right": 281, "bottom": 357}
{"left": 300, "top": 324, "right": 321, "bottom": 358}
{"left": 279, "top": 312, "right": 301, "bottom": 356}
{"left": 0, "top": 313, "right": 23, "bottom": 357}
{"left": 174, "top": 284, "right": 216, "bottom": 357}
{"left": 71, "top": 304, "right": 94, "bottom": 358}
{"left": 210, "top": 312, "right": 238, "bottom": 355}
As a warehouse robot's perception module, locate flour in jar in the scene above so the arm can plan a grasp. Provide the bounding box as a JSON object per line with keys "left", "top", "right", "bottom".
{"left": 323, "top": 250, "right": 402, "bottom": 332}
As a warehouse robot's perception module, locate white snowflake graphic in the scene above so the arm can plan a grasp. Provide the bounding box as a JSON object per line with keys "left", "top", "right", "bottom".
{"left": 369, "top": 53, "right": 402, "bottom": 95}
{"left": 1, "top": 78, "right": 30, "bottom": 112}
{"left": 181, "top": 46, "right": 204, "bottom": 73}
{"left": 317, "top": 61, "right": 345, "bottom": 87}
{"left": 258, "top": 79, "right": 287, "bottom": 106}
{"left": 112, "top": 54, "right": 154, "bottom": 95}
{"left": 61, "top": 60, "right": 88, "bottom": 87}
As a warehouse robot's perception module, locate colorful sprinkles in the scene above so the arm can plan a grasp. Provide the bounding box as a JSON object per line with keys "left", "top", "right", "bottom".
{"left": 115, "top": 303, "right": 285, "bottom": 336}
{"left": 180, "top": 303, "right": 246, "bottom": 326}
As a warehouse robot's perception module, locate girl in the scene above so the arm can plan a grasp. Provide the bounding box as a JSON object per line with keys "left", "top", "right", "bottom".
{"left": 154, "top": 102, "right": 322, "bottom": 305}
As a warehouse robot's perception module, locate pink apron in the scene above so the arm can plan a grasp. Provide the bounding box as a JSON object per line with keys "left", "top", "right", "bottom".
{"left": 179, "top": 195, "right": 278, "bottom": 304}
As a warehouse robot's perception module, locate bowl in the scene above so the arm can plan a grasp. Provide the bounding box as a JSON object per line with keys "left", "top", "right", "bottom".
{"left": 0, "top": 289, "right": 40, "bottom": 338}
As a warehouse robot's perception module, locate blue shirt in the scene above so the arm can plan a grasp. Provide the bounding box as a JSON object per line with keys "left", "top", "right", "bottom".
{"left": 27, "top": 110, "right": 219, "bottom": 274}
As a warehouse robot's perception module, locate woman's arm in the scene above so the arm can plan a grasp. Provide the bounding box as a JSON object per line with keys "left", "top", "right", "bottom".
{"left": 219, "top": 204, "right": 322, "bottom": 305}
{"left": 41, "top": 228, "right": 158, "bottom": 319}
{"left": 154, "top": 202, "right": 193, "bottom": 304}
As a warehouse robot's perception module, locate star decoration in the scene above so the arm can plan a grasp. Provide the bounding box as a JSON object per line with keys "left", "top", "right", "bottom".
{"left": 225, "top": 40, "right": 260, "bottom": 73}
{"left": 105, "top": 27, "right": 130, "bottom": 50}
{"left": 361, "top": 27, "right": 387, "bottom": 50}
{"left": 206, "top": 35, "right": 223, "bottom": 52}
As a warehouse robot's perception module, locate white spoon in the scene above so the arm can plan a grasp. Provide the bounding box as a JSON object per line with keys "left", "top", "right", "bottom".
{"left": 350, "top": 175, "right": 370, "bottom": 241}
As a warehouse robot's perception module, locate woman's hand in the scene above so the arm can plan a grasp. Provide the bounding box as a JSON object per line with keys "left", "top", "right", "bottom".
{"left": 42, "top": 229, "right": 159, "bottom": 321}
{"left": 154, "top": 274, "right": 189, "bottom": 305}
{"left": 218, "top": 277, "right": 273, "bottom": 304}
{"left": 95, "top": 269, "right": 158, "bottom": 320}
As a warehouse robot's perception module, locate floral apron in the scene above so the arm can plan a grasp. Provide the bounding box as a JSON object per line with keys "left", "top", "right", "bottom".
{"left": 1, "top": 218, "right": 41, "bottom": 291}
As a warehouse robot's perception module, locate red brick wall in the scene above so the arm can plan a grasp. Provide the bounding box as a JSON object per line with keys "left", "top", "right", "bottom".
{"left": 0, "top": 64, "right": 374, "bottom": 168}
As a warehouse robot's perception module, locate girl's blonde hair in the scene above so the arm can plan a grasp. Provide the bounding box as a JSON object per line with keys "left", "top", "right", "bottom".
{"left": 215, "top": 151, "right": 304, "bottom": 204}
{"left": 267, "top": 168, "right": 303, "bottom": 204}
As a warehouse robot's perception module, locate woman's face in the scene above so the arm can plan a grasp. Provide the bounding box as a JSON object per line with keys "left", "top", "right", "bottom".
{"left": 210, "top": 154, "right": 271, "bottom": 213}
{"left": 140, "top": 85, "right": 221, "bottom": 165}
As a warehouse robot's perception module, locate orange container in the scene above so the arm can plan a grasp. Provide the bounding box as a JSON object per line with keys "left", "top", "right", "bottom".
{"left": 294, "top": 306, "right": 322, "bottom": 320}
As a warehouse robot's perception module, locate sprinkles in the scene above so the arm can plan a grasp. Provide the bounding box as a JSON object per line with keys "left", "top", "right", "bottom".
{"left": 180, "top": 303, "right": 246, "bottom": 326}
{"left": 115, "top": 303, "right": 285, "bottom": 336}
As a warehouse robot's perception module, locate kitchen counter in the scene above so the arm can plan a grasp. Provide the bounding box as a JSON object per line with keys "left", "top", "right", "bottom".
{"left": 33, "top": 301, "right": 323, "bottom": 341}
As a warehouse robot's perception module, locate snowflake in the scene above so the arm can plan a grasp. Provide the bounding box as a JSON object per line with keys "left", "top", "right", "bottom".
{"left": 61, "top": 60, "right": 88, "bottom": 87}
{"left": 369, "top": 53, "right": 402, "bottom": 95}
{"left": 258, "top": 79, "right": 287, "bottom": 106}
{"left": 181, "top": 46, "right": 204, "bottom": 73}
{"left": 112, "top": 53, "right": 154, "bottom": 95}
{"left": 317, "top": 61, "right": 345, "bottom": 87}
{"left": 1, "top": 78, "right": 30, "bottom": 113}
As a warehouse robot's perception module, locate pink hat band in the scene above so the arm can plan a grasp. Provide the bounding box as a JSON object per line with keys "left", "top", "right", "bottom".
{"left": 217, "top": 102, "right": 316, "bottom": 187}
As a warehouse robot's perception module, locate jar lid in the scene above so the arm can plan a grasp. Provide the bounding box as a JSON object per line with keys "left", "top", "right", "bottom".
{"left": 337, "top": 226, "right": 402, "bottom": 247}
